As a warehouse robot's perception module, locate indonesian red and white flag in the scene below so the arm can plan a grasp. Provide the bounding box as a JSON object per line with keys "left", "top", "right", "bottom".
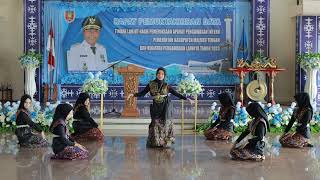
{"left": 46, "top": 21, "right": 55, "bottom": 71}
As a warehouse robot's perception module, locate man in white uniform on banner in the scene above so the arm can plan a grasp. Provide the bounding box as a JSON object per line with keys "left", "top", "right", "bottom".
{"left": 67, "top": 16, "right": 108, "bottom": 72}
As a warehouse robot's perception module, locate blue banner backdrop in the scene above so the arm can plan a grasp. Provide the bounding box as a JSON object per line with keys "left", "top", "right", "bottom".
{"left": 23, "top": 0, "right": 271, "bottom": 102}
{"left": 41, "top": 1, "right": 252, "bottom": 101}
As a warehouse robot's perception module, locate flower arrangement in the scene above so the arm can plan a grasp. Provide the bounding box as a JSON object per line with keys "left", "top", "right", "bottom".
{"left": 0, "top": 101, "right": 74, "bottom": 133}
{"left": 264, "top": 102, "right": 296, "bottom": 128}
{"left": 177, "top": 73, "right": 203, "bottom": 96}
{"left": 209, "top": 102, "right": 219, "bottom": 123}
{"left": 233, "top": 102, "right": 252, "bottom": 128}
{"left": 33, "top": 102, "right": 59, "bottom": 132}
{"left": 82, "top": 72, "right": 108, "bottom": 94}
{"left": 195, "top": 102, "right": 219, "bottom": 131}
{"left": 196, "top": 101, "right": 320, "bottom": 133}
{"left": 253, "top": 54, "right": 269, "bottom": 64}
{"left": 1, "top": 102, "right": 18, "bottom": 130}
{"left": 1, "top": 99, "right": 320, "bottom": 134}
{"left": 18, "top": 51, "right": 42, "bottom": 69}
{"left": 297, "top": 53, "right": 320, "bottom": 70}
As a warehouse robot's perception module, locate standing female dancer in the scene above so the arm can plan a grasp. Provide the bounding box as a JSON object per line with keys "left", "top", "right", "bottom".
{"left": 127, "top": 67, "right": 193, "bottom": 148}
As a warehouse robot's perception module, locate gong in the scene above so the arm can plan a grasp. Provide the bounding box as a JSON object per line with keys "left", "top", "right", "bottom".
{"left": 246, "top": 79, "right": 267, "bottom": 102}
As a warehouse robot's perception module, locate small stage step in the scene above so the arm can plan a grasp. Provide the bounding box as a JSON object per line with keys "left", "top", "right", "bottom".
{"left": 96, "top": 118, "right": 207, "bottom": 130}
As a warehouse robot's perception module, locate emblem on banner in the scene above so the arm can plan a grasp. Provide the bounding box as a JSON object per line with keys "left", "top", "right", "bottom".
{"left": 64, "top": 10, "right": 75, "bottom": 23}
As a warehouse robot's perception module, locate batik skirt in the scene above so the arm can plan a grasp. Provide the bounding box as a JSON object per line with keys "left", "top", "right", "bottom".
{"left": 204, "top": 128, "right": 232, "bottom": 140}
{"left": 230, "top": 143, "right": 265, "bottom": 161}
{"left": 18, "top": 134, "right": 49, "bottom": 148}
{"left": 146, "top": 118, "right": 175, "bottom": 148}
{"left": 51, "top": 146, "right": 89, "bottom": 160}
{"left": 280, "top": 133, "right": 308, "bottom": 148}
{"left": 71, "top": 128, "right": 104, "bottom": 142}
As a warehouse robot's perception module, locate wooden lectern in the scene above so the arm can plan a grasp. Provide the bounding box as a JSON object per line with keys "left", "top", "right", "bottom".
{"left": 117, "top": 65, "right": 145, "bottom": 117}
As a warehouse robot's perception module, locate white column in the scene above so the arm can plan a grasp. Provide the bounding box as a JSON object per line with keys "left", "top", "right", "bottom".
{"left": 304, "top": 69, "right": 318, "bottom": 111}
{"left": 25, "top": 67, "right": 37, "bottom": 99}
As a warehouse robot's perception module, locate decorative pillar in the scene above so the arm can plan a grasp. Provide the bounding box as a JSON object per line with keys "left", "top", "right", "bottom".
{"left": 24, "top": 0, "right": 43, "bottom": 101}
{"left": 252, "top": 0, "right": 270, "bottom": 57}
{"left": 296, "top": 16, "right": 319, "bottom": 108}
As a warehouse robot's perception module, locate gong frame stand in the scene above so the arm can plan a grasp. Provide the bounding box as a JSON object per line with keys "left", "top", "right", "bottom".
{"left": 229, "top": 67, "right": 285, "bottom": 106}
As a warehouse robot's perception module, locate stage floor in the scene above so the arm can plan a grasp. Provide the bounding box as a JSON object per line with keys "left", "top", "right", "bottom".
{"left": 1, "top": 132, "right": 320, "bottom": 180}
{"left": 90, "top": 100, "right": 212, "bottom": 119}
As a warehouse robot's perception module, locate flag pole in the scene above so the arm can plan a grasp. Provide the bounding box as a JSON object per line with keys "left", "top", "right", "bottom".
{"left": 242, "top": 19, "right": 245, "bottom": 59}
{"left": 48, "top": 20, "right": 51, "bottom": 101}
{"left": 47, "top": 19, "right": 55, "bottom": 102}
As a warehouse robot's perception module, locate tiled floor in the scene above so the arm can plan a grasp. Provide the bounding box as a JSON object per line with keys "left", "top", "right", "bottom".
{"left": 1, "top": 133, "right": 320, "bottom": 180}
{"left": 90, "top": 101, "right": 212, "bottom": 119}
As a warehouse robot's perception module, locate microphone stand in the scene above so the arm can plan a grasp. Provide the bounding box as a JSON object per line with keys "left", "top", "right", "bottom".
{"left": 102, "top": 56, "right": 130, "bottom": 117}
